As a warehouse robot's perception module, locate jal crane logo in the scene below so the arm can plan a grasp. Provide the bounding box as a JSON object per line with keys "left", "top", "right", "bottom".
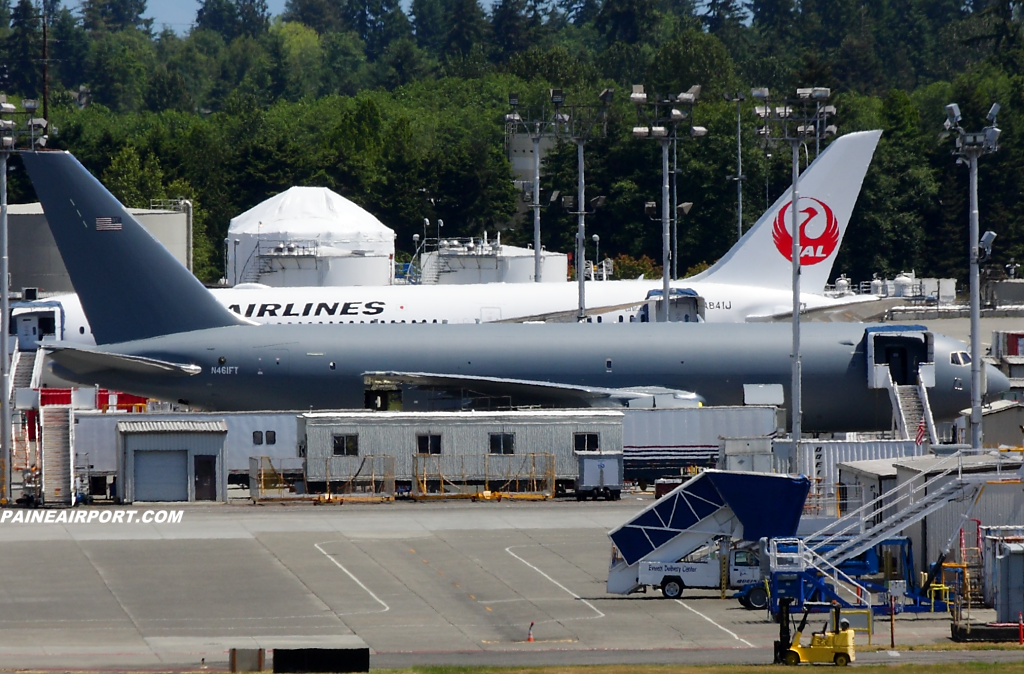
{"left": 771, "top": 197, "right": 839, "bottom": 265}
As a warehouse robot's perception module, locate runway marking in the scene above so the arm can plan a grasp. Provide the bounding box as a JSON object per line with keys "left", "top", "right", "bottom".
{"left": 314, "top": 542, "right": 390, "bottom": 614}
{"left": 674, "top": 599, "right": 754, "bottom": 647}
{"left": 505, "top": 546, "right": 604, "bottom": 619}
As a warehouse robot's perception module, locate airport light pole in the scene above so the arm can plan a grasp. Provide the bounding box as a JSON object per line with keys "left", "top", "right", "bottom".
{"left": 506, "top": 94, "right": 559, "bottom": 283}
{"left": 943, "top": 102, "right": 1001, "bottom": 450}
{"left": 559, "top": 89, "right": 613, "bottom": 320}
{"left": 632, "top": 84, "right": 705, "bottom": 321}
{"left": 723, "top": 91, "right": 746, "bottom": 242}
{"left": 753, "top": 87, "right": 835, "bottom": 453}
{"left": 0, "top": 94, "right": 43, "bottom": 505}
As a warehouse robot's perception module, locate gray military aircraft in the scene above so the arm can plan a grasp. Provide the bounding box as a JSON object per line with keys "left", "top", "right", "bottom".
{"left": 23, "top": 150, "right": 1010, "bottom": 431}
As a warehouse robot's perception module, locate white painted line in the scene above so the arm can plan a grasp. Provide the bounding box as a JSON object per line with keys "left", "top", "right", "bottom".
{"left": 315, "top": 542, "right": 390, "bottom": 614}
{"left": 505, "top": 546, "right": 604, "bottom": 619}
{"left": 674, "top": 599, "right": 754, "bottom": 647}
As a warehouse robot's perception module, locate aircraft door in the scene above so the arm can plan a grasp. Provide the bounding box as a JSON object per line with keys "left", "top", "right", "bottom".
{"left": 17, "top": 316, "right": 37, "bottom": 347}
{"left": 886, "top": 346, "right": 908, "bottom": 385}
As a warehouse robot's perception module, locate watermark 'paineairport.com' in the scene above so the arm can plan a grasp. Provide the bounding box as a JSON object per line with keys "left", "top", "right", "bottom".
{"left": 1, "top": 510, "right": 184, "bottom": 524}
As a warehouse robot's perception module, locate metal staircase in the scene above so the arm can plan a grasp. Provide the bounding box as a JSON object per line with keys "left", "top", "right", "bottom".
{"left": 894, "top": 385, "right": 924, "bottom": 439}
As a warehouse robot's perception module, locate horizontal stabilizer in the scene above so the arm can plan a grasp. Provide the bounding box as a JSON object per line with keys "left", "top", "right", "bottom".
{"left": 363, "top": 371, "right": 703, "bottom": 408}
{"left": 46, "top": 345, "right": 201, "bottom": 378}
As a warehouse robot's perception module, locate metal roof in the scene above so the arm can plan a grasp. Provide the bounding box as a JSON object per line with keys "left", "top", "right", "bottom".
{"left": 116, "top": 420, "right": 228, "bottom": 434}
{"left": 836, "top": 457, "right": 901, "bottom": 479}
{"left": 302, "top": 410, "right": 624, "bottom": 420}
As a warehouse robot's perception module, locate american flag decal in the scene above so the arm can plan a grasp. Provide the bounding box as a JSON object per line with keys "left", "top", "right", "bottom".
{"left": 95, "top": 216, "right": 122, "bottom": 231}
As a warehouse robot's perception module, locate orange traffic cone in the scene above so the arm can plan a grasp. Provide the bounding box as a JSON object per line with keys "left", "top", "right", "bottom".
{"left": 527, "top": 621, "right": 534, "bottom": 642}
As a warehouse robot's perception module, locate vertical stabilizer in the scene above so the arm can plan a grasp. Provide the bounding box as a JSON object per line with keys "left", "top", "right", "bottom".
{"left": 21, "top": 151, "right": 245, "bottom": 344}
{"left": 688, "top": 130, "right": 882, "bottom": 293}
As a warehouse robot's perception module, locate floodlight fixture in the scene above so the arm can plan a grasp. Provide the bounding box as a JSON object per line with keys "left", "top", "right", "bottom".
{"left": 822, "top": 105, "right": 837, "bottom": 115}
{"left": 632, "top": 126, "right": 650, "bottom": 138}
{"left": 980, "top": 230, "right": 997, "bottom": 260}
{"left": 676, "top": 92, "right": 696, "bottom": 104}
{"left": 423, "top": 218, "right": 429, "bottom": 228}
{"left": 413, "top": 233, "right": 420, "bottom": 242}
{"left": 678, "top": 202, "right": 693, "bottom": 215}
{"left": 690, "top": 126, "right": 708, "bottom": 137}
{"left": 589, "top": 196, "right": 607, "bottom": 209}
{"left": 670, "top": 108, "right": 686, "bottom": 121}
{"left": 987, "top": 103, "right": 1000, "bottom": 123}
{"left": 630, "top": 85, "right": 647, "bottom": 104}
{"left": 438, "top": 219, "right": 444, "bottom": 228}
{"left": 823, "top": 125, "right": 838, "bottom": 137}
{"left": 751, "top": 87, "right": 770, "bottom": 100}
{"left": 504, "top": 112, "right": 521, "bottom": 122}
{"left": 650, "top": 126, "right": 668, "bottom": 138}
{"left": 0, "top": 120, "right": 14, "bottom": 130}
{"left": 796, "top": 88, "right": 813, "bottom": 99}
{"left": 549, "top": 89, "right": 564, "bottom": 105}
{"left": 21, "top": 99, "right": 37, "bottom": 112}
{"left": 34, "top": 135, "right": 45, "bottom": 147}
{"left": 986, "top": 126, "right": 1001, "bottom": 148}
{"left": 562, "top": 195, "right": 576, "bottom": 210}
{"left": 508, "top": 93, "right": 519, "bottom": 107}
{"left": 27, "top": 117, "right": 46, "bottom": 130}
{"left": 599, "top": 88, "right": 614, "bottom": 104}
{"left": 0, "top": 102, "right": 13, "bottom": 113}
{"left": 723, "top": 91, "right": 746, "bottom": 102}
{"left": 754, "top": 105, "right": 770, "bottom": 118}
{"left": 685, "top": 85, "right": 701, "bottom": 100}
{"left": 555, "top": 112, "right": 570, "bottom": 123}
{"left": 592, "top": 233, "right": 599, "bottom": 242}
{"left": 945, "top": 103, "right": 962, "bottom": 126}
{"left": 812, "top": 87, "right": 830, "bottom": 99}
{"left": 550, "top": 190, "right": 560, "bottom": 203}
{"left": 757, "top": 126, "right": 771, "bottom": 137}
{"left": 776, "top": 106, "right": 792, "bottom": 117}
{"left": 0, "top": 136, "right": 12, "bottom": 148}
{"left": 644, "top": 201, "right": 658, "bottom": 218}
{"left": 962, "top": 131, "right": 987, "bottom": 147}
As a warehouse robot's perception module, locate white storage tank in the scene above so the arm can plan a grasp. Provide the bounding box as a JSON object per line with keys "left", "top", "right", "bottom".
{"left": 226, "top": 187, "right": 396, "bottom": 287}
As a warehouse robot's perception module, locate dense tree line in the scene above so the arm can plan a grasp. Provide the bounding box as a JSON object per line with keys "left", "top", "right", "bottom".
{"left": 0, "top": 0, "right": 1022, "bottom": 285}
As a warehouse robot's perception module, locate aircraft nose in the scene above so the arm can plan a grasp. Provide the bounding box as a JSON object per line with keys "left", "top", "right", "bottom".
{"left": 985, "top": 363, "right": 1011, "bottom": 397}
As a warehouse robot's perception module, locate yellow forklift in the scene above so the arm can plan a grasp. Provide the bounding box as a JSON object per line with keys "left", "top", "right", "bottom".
{"left": 774, "top": 599, "right": 856, "bottom": 666}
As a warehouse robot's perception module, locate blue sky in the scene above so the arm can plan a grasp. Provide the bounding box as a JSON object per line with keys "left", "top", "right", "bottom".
{"left": 144, "top": 0, "right": 288, "bottom": 33}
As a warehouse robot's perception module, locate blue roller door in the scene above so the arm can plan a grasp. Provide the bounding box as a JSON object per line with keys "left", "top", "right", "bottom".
{"left": 134, "top": 450, "right": 188, "bottom": 502}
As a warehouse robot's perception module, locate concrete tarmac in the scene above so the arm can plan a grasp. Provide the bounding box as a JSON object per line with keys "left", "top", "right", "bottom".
{"left": 0, "top": 499, "right": 1019, "bottom": 670}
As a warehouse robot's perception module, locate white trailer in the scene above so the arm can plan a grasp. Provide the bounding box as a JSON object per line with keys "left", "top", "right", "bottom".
{"left": 607, "top": 470, "right": 808, "bottom": 608}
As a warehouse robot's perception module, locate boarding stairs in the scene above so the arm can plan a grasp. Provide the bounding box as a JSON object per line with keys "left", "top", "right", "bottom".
{"left": 888, "top": 370, "right": 937, "bottom": 445}
{"left": 807, "top": 451, "right": 981, "bottom": 567}
{"left": 10, "top": 347, "right": 36, "bottom": 404}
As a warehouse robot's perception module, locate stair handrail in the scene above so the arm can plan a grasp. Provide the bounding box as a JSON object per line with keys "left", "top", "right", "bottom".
{"left": 885, "top": 370, "right": 910, "bottom": 440}
{"left": 821, "top": 478, "right": 964, "bottom": 565}
{"left": 808, "top": 449, "right": 967, "bottom": 552}
{"left": 917, "top": 370, "right": 937, "bottom": 445}
{"left": 7, "top": 342, "right": 20, "bottom": 401}
{"left": 771, "top": 538, "right": 872, "bottom": 608}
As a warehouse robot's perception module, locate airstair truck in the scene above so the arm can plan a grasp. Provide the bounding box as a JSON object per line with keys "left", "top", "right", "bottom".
{"left": 607, "top": 469, "right": 810, "bottom": 600}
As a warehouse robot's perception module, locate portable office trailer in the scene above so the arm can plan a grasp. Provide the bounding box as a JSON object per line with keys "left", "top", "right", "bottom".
{"left": 74, "top": 410, "right": 299, "bottom": 479}
{"left": 621, "top": 406, "right": 778, "bottom": 482}
{"left": 995, "top": 543, "right": 1024, "bottom": 623}
{"left": 774, "top": 439, "right": 924, "bottom": 491}
{"left": 117, "top": 420, "right": 228, "bottom": 503}
{"left": 299, "top": 410, "right": 623, "bottom": 484}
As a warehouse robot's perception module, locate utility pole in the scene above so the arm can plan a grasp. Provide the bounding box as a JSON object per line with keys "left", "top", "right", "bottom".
{"left": 944, "top": 102, "right": 1001, "bottom": 450}
{"left": 724, "top": 92, "right": 746, "bottom": 241}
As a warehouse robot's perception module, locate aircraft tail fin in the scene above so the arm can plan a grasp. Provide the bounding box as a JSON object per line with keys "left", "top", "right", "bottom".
{"left": 688, "top": 130, "right": 881, "bottom": 293}
{"left": 21, "top": 151, "right": 246, "bottom": 344}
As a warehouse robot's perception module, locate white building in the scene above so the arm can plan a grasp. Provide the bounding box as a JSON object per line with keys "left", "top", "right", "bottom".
{"left": 225, "top": 187, "right": 396, "bottom": 287}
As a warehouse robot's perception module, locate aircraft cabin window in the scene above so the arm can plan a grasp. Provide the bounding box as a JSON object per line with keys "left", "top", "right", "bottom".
{"left": 574, "top": 433, "right": 600, "bottom": 452}
{"left": 329, "top": 362, "right": 336, "bottom": 370}
{"left": 417, "top": 434, "right": 441, "bottom": 455}
{"left": 489, "top": 433, "right": 515, "bottom": 455}
{"left": 252, "top": 431, "right": 263, "bottom": 445}
{"left": 79, "top": 326, "right": 85, "bottom": 334}
{"left": 265, "top": 431, "right": 276, "bottom": 445}
{"left": 333, "top": 434, "right": 358, "bottom": 456}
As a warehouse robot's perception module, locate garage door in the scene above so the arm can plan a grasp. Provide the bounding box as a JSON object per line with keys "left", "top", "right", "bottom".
{"left": 134, "top": 451, "right": 188, "bottom": 502}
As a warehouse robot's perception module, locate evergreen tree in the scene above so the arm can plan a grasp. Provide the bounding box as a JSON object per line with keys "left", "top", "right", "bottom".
{"left": 6, "top": 0, "right": 40, "bottom": 97}
{"left": 50, "top": 6, "right": 88, "bottom": 88}
{"left": 81, "top": 0, "right": 152, "bottom": 32}
{"left": 700, "top": 0, "right": 743, "bottom": 34}
{"left": 282, "top": 0, "right": 346, "bottom": 33}
{"left": 441, "top": 0, "right": 487, "bottom": 57}
{"left": 595, "top": 0, "right": 656, "bottom": 45}
{"left": 411, "top": 0, "right": 445, "bottom": 53}
{"left": 491, "top": 0, "right": 538, "bottom": 62}
{"left": 196, "top": 0, "right": 240, "bottom": 40}
{"left": 236, "top": 0, "right": 269, "bottom": 37}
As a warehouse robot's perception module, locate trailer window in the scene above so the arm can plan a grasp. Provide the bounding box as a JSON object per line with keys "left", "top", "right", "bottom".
{"left": 252, "top": 431, "right": 263, "bottom": 445}
{"left": 489, "top": 433, "right": 515, "bottom": 455}
{"left": 333, "top": 434, "right": 358, "bottom": 456}
{"left": 265, "top": 431, "right": 276, "bottom": 445}
{"left": 574, "top": 433, "right": 600, "bottom": 452}
{"left": 417, "top": 434, "right": 441, "bottom": 454}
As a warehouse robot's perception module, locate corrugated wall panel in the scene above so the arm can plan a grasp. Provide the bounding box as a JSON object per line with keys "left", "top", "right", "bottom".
{"left": 773, "top": 440, "right": 923, "bottom": 491}
{"left": 622, "top": 407, "right": 777, "bottom": 463}
{"left": 124, "top": 432, "right": 224, "bottom": 454}
{"left": 41, "top": 406, "right": 72, "bottom": 505}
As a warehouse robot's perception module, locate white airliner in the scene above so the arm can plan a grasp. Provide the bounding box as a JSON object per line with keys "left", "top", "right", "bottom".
{"left": 14, "top": 130, "right": 882, "bottom": 348}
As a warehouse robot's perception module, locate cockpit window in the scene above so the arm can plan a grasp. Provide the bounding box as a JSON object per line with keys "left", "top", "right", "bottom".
{"left": 951, "top": 351, "right": 971, "bottom": 366}
{"left": 951, "top": 352, "right": 961, "bottom": 365}
{"left": 961, "top": 352, "right": 971, "bottom": 365}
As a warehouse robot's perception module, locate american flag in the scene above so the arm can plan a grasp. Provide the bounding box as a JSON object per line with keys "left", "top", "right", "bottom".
{"left": 915, "top": 416, "right": 927, "bottom": 446}
{"left": 95, "top": 216, "right": 122, "bottom": 231}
